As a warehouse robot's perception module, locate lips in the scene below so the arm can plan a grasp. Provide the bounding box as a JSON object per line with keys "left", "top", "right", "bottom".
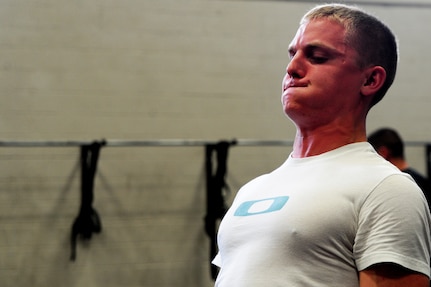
{"left": 283, "top": 81, "right": 307, "bottom": 92}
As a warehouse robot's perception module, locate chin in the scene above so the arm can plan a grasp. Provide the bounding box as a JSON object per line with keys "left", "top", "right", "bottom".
{"left": 283, "top": 104, "right": 304, "bottom": 121}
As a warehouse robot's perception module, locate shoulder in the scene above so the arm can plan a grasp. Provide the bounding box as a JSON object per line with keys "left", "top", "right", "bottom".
{"left": 361, "top": 173, "right": 427, "bottom": 217}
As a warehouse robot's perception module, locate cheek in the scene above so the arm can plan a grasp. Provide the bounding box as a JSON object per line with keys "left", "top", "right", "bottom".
{"left": 313, "top": 70, "right": 356, "bottom": 96}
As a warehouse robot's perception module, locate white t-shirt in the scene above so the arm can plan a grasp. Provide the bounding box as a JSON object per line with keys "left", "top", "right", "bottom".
{"left": 213, "top": 142, "right": 431, "bottom": 287}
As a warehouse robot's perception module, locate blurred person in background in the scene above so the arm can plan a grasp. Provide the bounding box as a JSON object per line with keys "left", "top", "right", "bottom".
{"left": 368, "top": 127, "right": 431, "bottom": 207}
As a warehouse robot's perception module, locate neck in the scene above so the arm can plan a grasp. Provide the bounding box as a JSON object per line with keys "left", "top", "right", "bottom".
{"left": 291, "top": 123, "right": 367, "bottom": 158}
{"left": 388, "top": 157, "right": 409, "bottom": 171}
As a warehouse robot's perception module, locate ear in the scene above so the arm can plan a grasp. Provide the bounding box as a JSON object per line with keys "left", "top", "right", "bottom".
{"left": 360, "top": 66, "right": 387, "bottom": 97}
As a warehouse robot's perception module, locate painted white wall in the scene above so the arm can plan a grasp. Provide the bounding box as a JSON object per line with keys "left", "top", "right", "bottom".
{"left": 0, "top": 1, "right": 430, "bottom": 286}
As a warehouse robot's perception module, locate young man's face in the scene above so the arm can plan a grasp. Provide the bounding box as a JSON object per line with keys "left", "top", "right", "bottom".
{"left": 281, "top": 19, "right": 367, "bottom": 128}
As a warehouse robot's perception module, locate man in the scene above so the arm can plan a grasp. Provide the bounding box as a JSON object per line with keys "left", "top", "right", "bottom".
{"left": 213, "top": 4, "right": 430, "bottom": 287}
{"left": 368, "top": 127, "right": 431, "bottom": 207}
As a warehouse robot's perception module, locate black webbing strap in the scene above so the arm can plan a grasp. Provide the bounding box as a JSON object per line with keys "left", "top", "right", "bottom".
{"left": 204, "top": 141, "right": 232, "bottom": 280}
{"left": 70, "top": 141, "right": 105, "bottom": 261}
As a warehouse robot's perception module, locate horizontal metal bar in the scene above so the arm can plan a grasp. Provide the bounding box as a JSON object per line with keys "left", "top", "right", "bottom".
{"left": 106, "top": 139, "right": 237, "bottom": 147}
{"left": 0, "top": 139, "right": 291, "bottom": 147}
{"left": 0, "top": 139, "right": 428, "bottom": 148}
{"left": 106, "top": 139, "right": 298, "bottom": 147}
{"left": 0, "top": 140, "right": 95, "bottom": 147}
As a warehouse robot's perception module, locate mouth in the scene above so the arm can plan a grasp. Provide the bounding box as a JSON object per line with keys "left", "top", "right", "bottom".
{"left": 283, "top": 79, "right": 308, "bottom": 92}
{"left": 285, "top": 82, "right": 307, "bottom": 90}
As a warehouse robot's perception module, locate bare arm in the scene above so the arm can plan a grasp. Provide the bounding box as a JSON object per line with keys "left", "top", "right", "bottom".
{"left": 359, "top": 263, "right": 429, "bottom": 287}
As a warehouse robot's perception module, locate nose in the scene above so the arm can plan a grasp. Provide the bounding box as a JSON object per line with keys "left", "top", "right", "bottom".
{"left": 286, "top": 53, "right": 304, "bottom": 79}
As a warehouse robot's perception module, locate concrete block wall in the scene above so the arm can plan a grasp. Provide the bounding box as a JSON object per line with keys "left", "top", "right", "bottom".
{"left": 0, "top": 1, "right": 430, "bottom": 286}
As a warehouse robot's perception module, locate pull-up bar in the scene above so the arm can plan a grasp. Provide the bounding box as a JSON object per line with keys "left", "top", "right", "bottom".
{"left": 0, "top": 139, "right": 292, "bottom": 147}
{"left": 0, "top": 139, "right": 429, "bottom": 147}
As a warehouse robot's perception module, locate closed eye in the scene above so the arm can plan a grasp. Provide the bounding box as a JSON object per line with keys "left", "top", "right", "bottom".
{"left": 309, "top": 55, "right": 328, "bottom": 64}
{"left": 306, "top": 48, "right": 329, "bottom": 64}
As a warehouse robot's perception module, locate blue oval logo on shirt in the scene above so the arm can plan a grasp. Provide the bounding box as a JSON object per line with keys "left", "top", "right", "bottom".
{"left": 234, "top": 196, "right": 289, "bottom": 216}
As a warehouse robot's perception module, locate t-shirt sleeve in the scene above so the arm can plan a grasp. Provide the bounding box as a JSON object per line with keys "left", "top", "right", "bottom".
{"left": 354, "top": 174, "right": 431, "bottom": 276}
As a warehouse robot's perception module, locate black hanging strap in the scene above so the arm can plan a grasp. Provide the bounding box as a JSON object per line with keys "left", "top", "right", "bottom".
{"left": 70, "top": 140, "right": 105, "bottom": 261}
{"left": 204, "top": 141, "right": 234, "bottom": 280}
